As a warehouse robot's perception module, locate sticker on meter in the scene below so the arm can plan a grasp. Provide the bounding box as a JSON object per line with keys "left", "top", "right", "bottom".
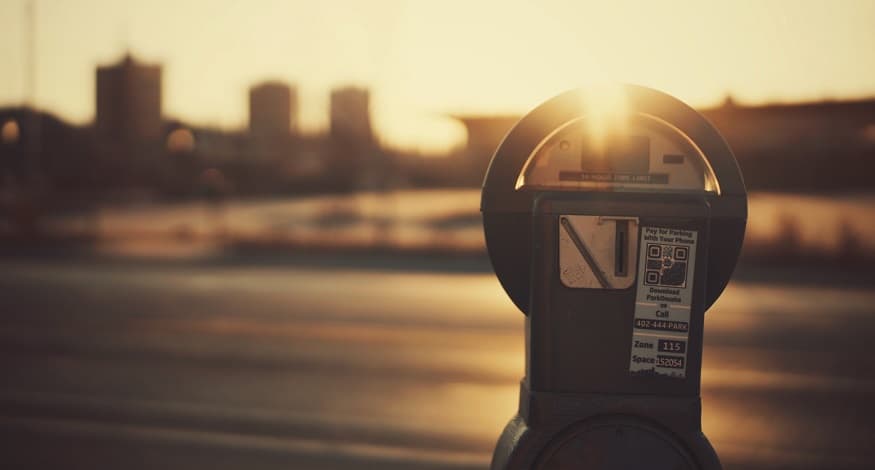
{"left": 629, "top": 227, "right": 697, "bottom": 378}
{"left": 644, "top": 243, "right": 689, "bottom": 288}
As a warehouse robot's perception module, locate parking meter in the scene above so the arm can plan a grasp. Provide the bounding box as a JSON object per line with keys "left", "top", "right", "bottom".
{"left": 482, "top": 85, "right": 747, "bottom": 469}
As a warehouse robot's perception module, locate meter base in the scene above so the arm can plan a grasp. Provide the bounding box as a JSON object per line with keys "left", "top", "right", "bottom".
{"left": 491, "top": 383, "right": 721, "bottom": 470}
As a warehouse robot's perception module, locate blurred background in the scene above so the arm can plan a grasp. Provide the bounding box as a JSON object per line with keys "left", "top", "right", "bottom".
{"left": 1, "top": 1, "right": 874, "bottom": 469}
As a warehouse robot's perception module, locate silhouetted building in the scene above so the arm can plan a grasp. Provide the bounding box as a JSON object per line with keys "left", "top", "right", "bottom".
{"left": 701, "top": 98, "right": 875, "bottom": 191}
{"left": 249, "top": 82, "right": 296, "bottom": 137}
{"left": 328, "top": 87, "right": 375, "bottom": 190}
{"left": 330, "top": 87, "right": 372, "bottom": 145}
{"left": 95, "top": 53, "right": 162, "bottom": 143}
{"left": 0, "top": 107, "right": 99, "bottom": 197}
{"left": 452, "top": 98, "right": 875, "bottom": 191}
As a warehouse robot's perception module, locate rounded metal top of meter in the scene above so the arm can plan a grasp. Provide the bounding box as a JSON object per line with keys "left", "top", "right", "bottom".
{"left": 481, "top": 85, "right": 747, "bottom": 315}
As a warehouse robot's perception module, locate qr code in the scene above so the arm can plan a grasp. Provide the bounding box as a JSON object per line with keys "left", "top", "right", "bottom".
{"left": 644, "top": 243, "right": 689, "bottom": 287}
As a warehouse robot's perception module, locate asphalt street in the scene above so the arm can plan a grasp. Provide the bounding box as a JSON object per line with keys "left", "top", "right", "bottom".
{"left": 1, "top": 258, "right": 873, "bottom": 469}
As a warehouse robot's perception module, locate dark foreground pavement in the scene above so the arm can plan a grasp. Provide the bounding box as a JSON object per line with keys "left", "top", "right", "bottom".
{"left": 1, "top": 257, "right": 873, "bottom": 469}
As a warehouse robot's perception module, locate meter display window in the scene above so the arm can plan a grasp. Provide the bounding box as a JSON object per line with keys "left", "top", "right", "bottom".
{"left": 516, "top": 114, "right": 720, "bottom": 194}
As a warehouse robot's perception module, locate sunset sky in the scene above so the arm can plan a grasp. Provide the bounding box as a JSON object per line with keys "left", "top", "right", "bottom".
{"left": 1, "top": 0, "right": 873, "bottom": 152}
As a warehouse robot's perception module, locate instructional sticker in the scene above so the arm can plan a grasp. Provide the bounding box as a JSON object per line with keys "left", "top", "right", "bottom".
{"left": 558, "top": 215, "right": 638, "bottom": 290}
{"left": 629, "top": 226, "right": 697, "bottom": 378}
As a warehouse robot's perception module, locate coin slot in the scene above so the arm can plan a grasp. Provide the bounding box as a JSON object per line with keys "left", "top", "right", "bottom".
{"left": 615, "top": 220, "right": 629, "bottom": 277}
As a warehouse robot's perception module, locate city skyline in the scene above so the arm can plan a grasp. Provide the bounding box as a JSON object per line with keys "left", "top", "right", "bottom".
{"left": 2, "top": 0, "right": 875, "bottom": 153}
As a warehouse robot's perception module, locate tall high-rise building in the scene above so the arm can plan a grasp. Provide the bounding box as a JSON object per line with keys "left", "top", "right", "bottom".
{"left": 330, "top": 87, "right": 372, "bottom": 146}
{"left": 249, "top": 82, "right": 296, "bottom": 137}
{"left": 95, "top": 53, "right": 162, "bottom": 142}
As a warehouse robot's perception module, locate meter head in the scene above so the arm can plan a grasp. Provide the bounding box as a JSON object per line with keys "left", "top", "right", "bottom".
{"left": 481, "top": 85, "right": 747, "bottom": 314}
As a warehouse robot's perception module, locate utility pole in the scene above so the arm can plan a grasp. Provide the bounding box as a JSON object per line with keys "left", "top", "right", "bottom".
{"left": 24, "top": 0, "right": 44, "bottom": 222}
{"left": 24, "top": 0, "right": 36, "bottom": 107}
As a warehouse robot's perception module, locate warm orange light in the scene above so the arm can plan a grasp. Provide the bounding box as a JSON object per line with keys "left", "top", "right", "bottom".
{"left": 579, "top": 83, "right": 630, "bottom": 156}
{"left": 863, "top": 124, "right": 875, "bottom": 144}
{"left": 1, "top": 119, "right": 20, "bottom": 144}
{"left": 166, "top": 128, "right": 195, "bottom": 153}
{"left": 371, "top": 102, "right": 467, "bottom": 155}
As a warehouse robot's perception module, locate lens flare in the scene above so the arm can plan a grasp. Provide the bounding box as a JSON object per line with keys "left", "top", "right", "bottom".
{"left": 579, "top": 83, "right": 630, "bottom": 157}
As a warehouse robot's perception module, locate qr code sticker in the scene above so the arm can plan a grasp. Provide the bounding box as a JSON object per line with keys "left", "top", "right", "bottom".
{"left": 644, "top": 244, "right": 689, "bottom": 288}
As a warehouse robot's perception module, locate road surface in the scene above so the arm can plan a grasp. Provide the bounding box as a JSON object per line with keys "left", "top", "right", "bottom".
{"left": 1, "top": 257, "right": 873, "bottom": 469}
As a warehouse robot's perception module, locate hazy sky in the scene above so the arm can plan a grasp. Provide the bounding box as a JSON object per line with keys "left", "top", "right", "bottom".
{"left": 1, "top": 0, "right": 874, "bottom": 152}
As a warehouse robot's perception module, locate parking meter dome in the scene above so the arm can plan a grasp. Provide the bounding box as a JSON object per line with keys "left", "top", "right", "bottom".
{"left": 481, "top": 85, "right": 747, "bottom": 315}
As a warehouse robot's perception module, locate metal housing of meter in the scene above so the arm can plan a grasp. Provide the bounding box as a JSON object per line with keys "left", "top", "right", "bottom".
{"left": 482, "top": 85, "right": 747, "bottom": 470}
